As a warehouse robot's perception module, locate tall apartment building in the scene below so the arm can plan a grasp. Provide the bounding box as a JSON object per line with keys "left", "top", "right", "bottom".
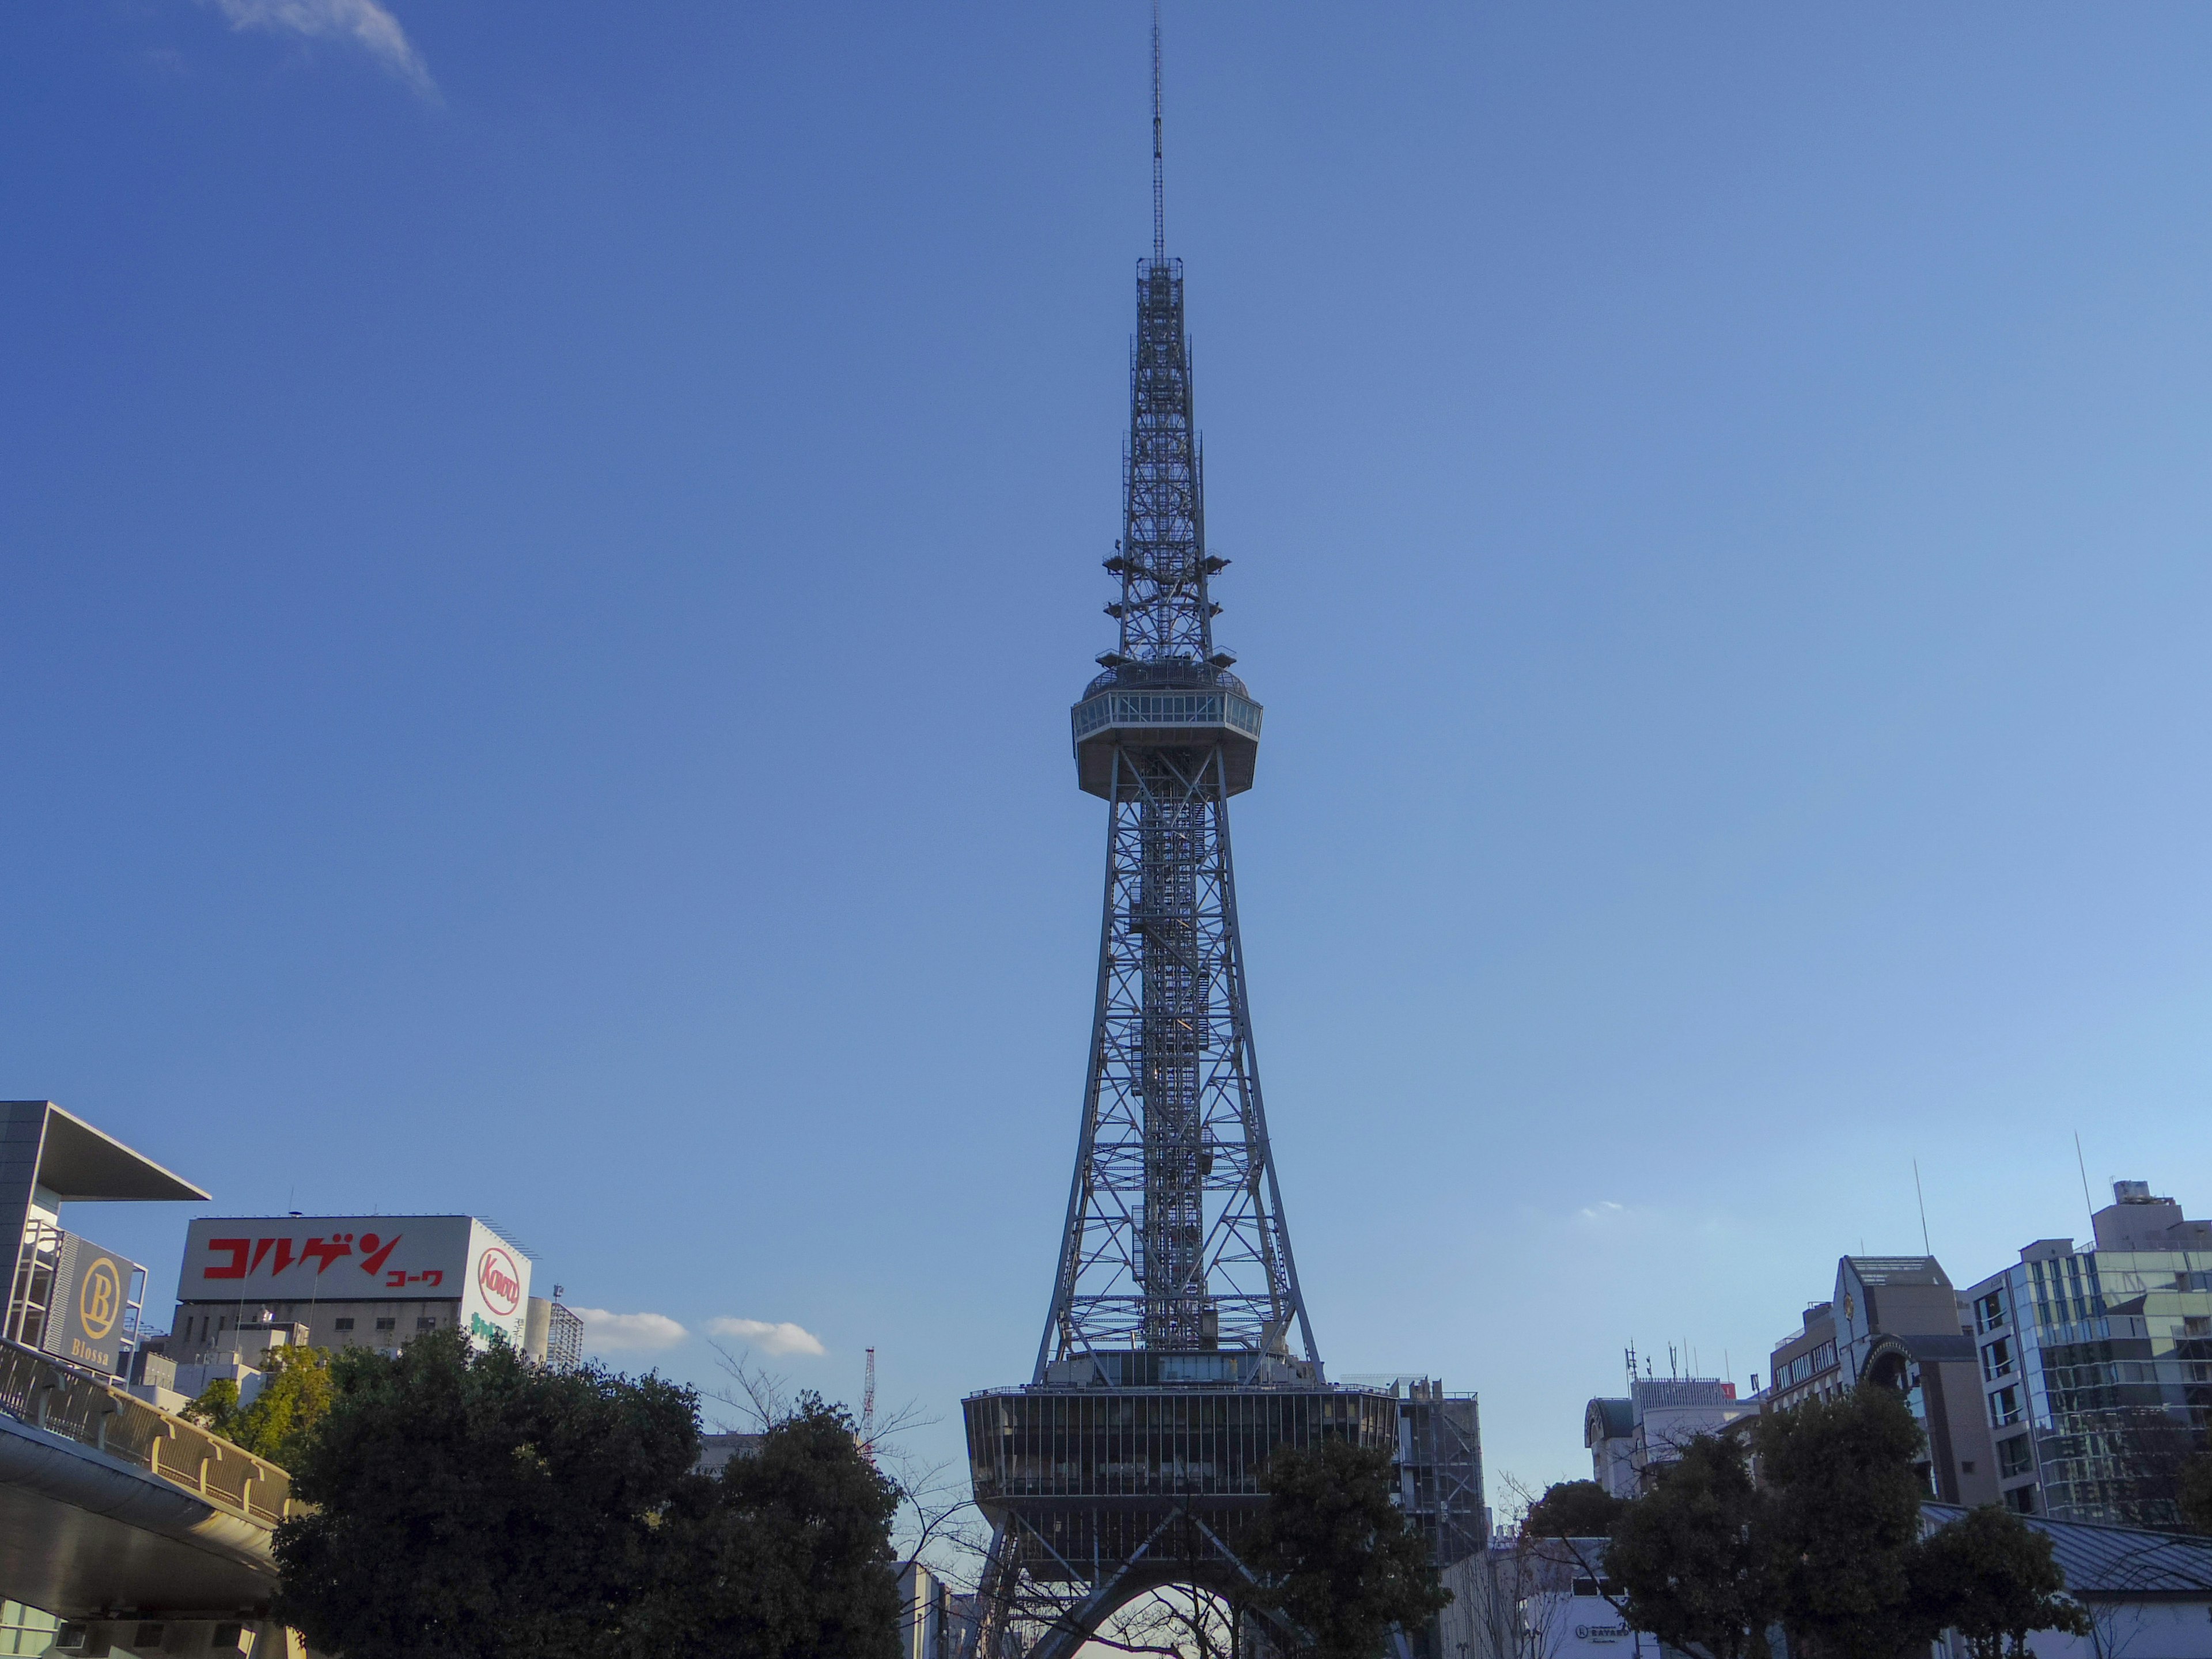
{"left": 1767, "top": 1256, "right": 1997, "bottom": 1506}
{"left": 1964, "top": 1179, "right": 2212, "bottom": 1528}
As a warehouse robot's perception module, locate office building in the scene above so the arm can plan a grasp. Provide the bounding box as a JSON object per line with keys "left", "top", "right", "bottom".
{"left": 169, "top": 1214, "right": 559, "bottom": 1366}
{"left": 1768, "top": 1256, "right": 1997, "bottom": 1505}
{"left": 1965, "top": 1179, "right": 2212, "bottom": 1528}
{"left": 1582, "top": 1377, "right": 1754, "bottom": 1498}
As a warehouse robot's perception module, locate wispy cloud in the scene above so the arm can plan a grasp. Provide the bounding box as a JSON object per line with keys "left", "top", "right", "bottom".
{"left": 202, "top": 0, "right": 436, "bottom": 98}
{"left": 573, "top": 1308, "right": 688, "bottom": 1351}
{"left": 1577, "top": 1199, "right": 1628, "bottom": 1221}
{"left": 709, "top": 1317, "right": 827, "bottom": 1357}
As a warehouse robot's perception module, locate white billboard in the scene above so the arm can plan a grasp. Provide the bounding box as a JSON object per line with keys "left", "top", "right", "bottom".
{"left": 179, "top": 1215, "right": 532, "bottom": 1350}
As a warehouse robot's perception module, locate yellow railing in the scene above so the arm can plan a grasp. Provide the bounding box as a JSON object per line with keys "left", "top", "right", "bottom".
{"left": 0, "top": 1339, "right": 291, "bottom": 1527}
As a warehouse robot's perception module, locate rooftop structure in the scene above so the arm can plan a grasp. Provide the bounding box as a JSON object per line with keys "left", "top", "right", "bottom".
{"left": 1583, "top": 1377, "right": 1753, "bottom": 1499}
{"left": 170, "top": 1213, "right": 544, "bottom": 1365}
{"left": 2, "top": 1101, "right": 208, "bottom": 1386}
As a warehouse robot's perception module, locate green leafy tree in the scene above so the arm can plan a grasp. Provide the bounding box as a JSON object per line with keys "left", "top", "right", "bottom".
{"left": 183, "top": 1346, "right": 334, "bottom": 1472}
{"left": 1246, "top": 1437, "right": 1450, "bottom": 1659}
{"left": 271, "top": 1329, "right": 700, "bottom": 1659}
{"left": 1910, "top": 1504, "right": 2089, "bottom": 1659}
{"left": 626, "top": 1393, "right": 901, "bottom": 1659}
{"left": 181, "top": 1376, "right": 241, "bottom": 1436}
{"left": 1523, "top": 1479, "right": 1627, "bottom": 1540}
{"left": 1757, "top": 1385, "right": 1932, "bottom": 1659}
{"left": 1595, "top": 1389, "right": 2090, "bottom": 1659}
{"left": 1603, "top": 1434, "right": 1775, "bottom": 1659}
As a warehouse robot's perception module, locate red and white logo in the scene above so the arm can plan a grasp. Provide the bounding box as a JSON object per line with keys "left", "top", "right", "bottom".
{"left": 476, "top": 1246, "right": 522, "bottom": 1317}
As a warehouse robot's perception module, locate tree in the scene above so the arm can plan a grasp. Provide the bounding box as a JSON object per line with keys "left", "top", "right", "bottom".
{"left": 184, "top": 1346, "right": 334, "bottom": 1472}
{"left": 271, "top": 1329, "right": 700, "bottom": 1659}
{"left": 1756, "top": 1385, "right": 1932, "bottom": 1659}
{"left": 1603, "top": 1434, "right": 1774, "bottom": 1659}
{"left": 1246, "top": 1437, "right": 1450, "bottom": 1659}
{"left": 1586, "top": 1388, "right": 2090, "bottom": 1659}
{"left": 1522, "top": 1480, "right": 1626, "bottom": 1541}
{"left": 2177, "top": 1450, "right": 2212, "bottom": 1535}
{"left": 627, "top": 1393, "right": 901, "bottom": 1659}
{"left": 1910, "top": 1504, "right": 2090, "bottom": 1659}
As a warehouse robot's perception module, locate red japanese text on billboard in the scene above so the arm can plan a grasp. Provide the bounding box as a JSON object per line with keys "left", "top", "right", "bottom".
{"left": 181, "top": 1216, "right": 482, "bottom": 1303}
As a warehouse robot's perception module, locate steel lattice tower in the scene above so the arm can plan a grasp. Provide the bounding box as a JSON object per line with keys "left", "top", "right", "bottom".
{"left": 961, "top": 15, "right": 1398, "bottom": 1656}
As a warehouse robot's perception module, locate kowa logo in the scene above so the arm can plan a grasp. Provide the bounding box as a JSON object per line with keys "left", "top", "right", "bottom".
{"left": 476, "top": 1245, "right": 522, "bottom": 1316}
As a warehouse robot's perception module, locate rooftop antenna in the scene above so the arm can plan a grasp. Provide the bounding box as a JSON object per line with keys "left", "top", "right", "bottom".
{"left": 1914, "top": 1158, "right": 1931, "bottom": 1256}
{"left": 2074, "top": 1132, "right": 2096, "bottom": 1236}
{"left": 861, "top": 1347, "right": 877, "bottom": 1464}
{"left": 1150, "top": 0, "right": 1165, "bottom": 263}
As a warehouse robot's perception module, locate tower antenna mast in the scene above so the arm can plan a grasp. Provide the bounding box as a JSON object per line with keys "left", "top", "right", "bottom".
{"left": 1151, "top": 1, "right": 1165, "bottom": 263}
{"left": 861, "top": 1347, "right": 876, "bottom": 1463}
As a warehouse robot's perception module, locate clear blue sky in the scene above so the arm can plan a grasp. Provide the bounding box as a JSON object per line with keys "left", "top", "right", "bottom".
{"left": 6, "top": 2, "right": 2212, "bottom": 1512}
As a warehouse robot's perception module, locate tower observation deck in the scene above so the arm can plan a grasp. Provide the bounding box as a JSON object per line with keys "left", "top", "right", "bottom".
{"left": 960, "top": 16, "right": 1400, "bottom": 1657}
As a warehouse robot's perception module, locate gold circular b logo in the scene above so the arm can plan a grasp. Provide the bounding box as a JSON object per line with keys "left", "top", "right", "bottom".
{"left": 79, "top": 1258, "right": 121, "bottom": 1340}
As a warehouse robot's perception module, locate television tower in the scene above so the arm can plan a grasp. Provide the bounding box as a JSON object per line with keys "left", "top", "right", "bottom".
{"left": 961, "top": 12, "right": 1397, "bottom": 1654}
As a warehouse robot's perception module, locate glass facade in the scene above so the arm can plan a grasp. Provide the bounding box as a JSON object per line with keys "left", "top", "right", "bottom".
{"left": 0, "top": 1605, "right": 56, "bottom": 1658}
{"left": 964, "top": 1384, "right": 1397, "bottom": 1580}
{"left": 1973, "top": 1243, "right": 2212, "bottom": 1528}
{"left": 1071, "top": 691, "right": 1263, "bottom": 740}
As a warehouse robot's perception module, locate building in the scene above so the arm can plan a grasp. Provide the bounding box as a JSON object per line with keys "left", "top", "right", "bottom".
{"left": 1964, "top": 1179, "right": 2212, "bottom": 1528}
{"left": 1923, "top": 1502, "right": 2212, "bottom": 1659}
{"left": 169, "top": 1214, "right": 555, "bottom": 1365}
{"left": 896, "top": 1560, "right": 975, "bottom": 1659}
{"left": 1582, "top": 1378, "right": 1755, "bottom": 1499}
{"left": 2, "top": 1101, "right": 207, "bottom": 1387}
{"left": 1479, "top": 1535, "right": 1629, "bottom": 1659}
{"left": 1767, "top": 1256, "right": 1997, "bottom": 1506}
{"left": 1767, "top": 1298, "right": 1842, "bottom": 1411}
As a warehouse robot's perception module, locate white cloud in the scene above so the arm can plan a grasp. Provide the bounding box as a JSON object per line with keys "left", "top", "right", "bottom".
{"left": 202, "top": 0, "right": 436, "bottom": 97}
{"left": 1577, "top": 1200, "right": 1628, "bottom": 1221}
{"left": 709, "top": 1317, "right": 827, "bottom": 1357}
{"left": 572, "top": 1308, "right": 688, "bottom": 1351}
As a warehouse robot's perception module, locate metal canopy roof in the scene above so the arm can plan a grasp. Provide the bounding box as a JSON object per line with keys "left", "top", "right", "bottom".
{"left": 1925, "top": 1503, "right": 2212, "bottom": 1599}
{"left": 7, "top": 1102, "right": 208, "bottom": 1204}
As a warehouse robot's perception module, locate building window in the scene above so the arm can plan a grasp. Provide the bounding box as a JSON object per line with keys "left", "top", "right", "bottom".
{"left": 1960, "top": 1461, "right": 1976, "bottom": 1475}
{"left": 1982, "top": 1338, "right": 2013, "bottom": 1381}
{"left": 1999, "top": 1435, "right": 2033, "bottom": 1478}
{"left": 416, "top": 1317, "right": 437, "bottom": 1331}
{"left": 334, "top": 1317, "right": 354, "bottom": 1332}
{"left": 1991, "top": 1386, "right": 2021, "bottom": 1427}
{"left": 1976, "top": 1287, "right": 2008, "bottom": 1333}
{"left": 374, "top": 1317, "right": 396, "bottom": 1332}
{"left": 2005, "top": 1484, "right": 2036, "bottom": 1515}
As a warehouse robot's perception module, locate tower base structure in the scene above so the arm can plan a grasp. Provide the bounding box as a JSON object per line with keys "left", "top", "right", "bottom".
{"left": 963, "top": 1357, "right": 1399, "bottom": 1658}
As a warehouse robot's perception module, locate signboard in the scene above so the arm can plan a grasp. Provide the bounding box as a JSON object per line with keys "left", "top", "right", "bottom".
{"left": 460, "top": 1228, "right": 530, "bottom": 1351}
{"left": 179, "top": 1216, "right": 532, "bottom": 1351}
{"left": 44, "top": 1232, "right": 142, "bottom": 1376}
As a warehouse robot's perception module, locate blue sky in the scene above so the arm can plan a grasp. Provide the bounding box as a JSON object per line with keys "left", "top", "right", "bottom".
{"left": 6, "top": 1, "right": 2212, "bottom": 1513}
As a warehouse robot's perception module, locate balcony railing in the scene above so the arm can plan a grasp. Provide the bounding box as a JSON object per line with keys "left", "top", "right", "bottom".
{"left": 0, "top": 1338, "right": 291, "bottom": 1528}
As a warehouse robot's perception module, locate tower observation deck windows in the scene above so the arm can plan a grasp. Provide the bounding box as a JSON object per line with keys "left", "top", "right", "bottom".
{"left": 1071, "top": 691, "right": 1263, "bottom": 739}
